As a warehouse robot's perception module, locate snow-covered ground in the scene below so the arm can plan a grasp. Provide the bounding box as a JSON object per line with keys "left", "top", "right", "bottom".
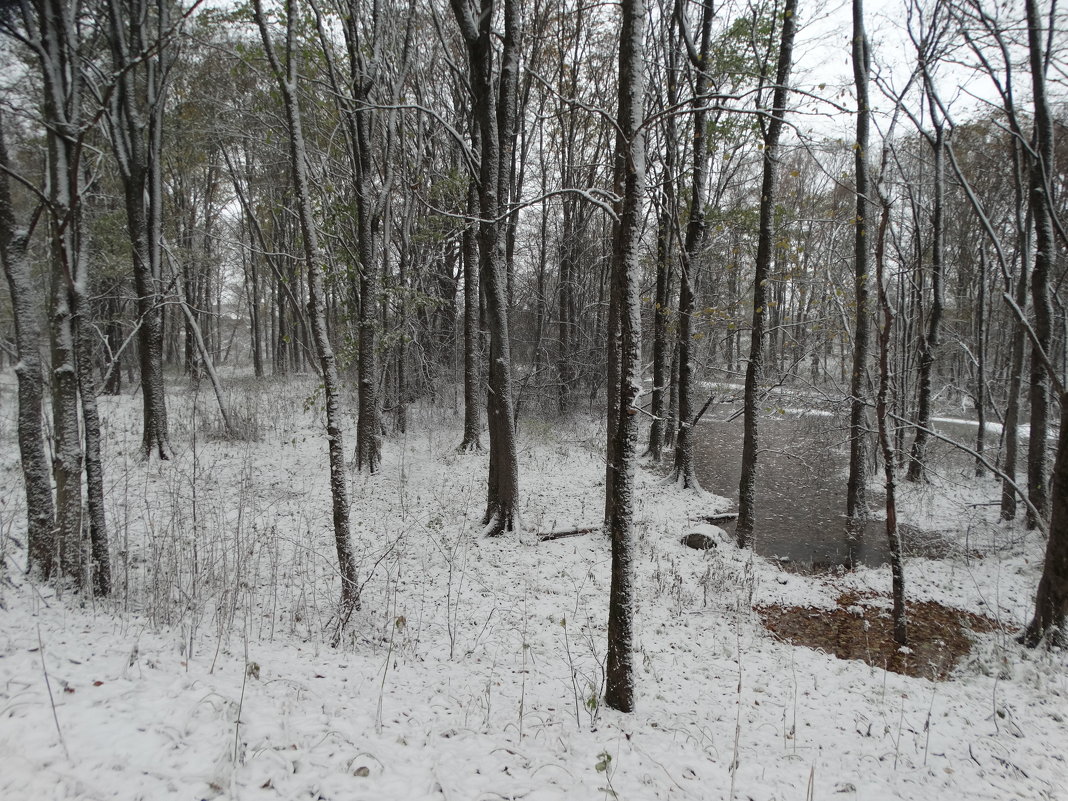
{"left": 0, "top": 373, "right": 1065, "bottom": 800}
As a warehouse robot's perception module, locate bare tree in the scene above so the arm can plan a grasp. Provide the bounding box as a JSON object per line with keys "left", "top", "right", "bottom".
{"left": 905, "top": 0, "right": 949, "bottom": 483}
{"left": 252, "top": 0, "right": 359, "bottom": 632}
{"left": 3, "top": 0, "right": 112, "bottom": 592}
{"left": 104, "top": 0, "right": 174, "bottom": 460}
{"left": 1023, "top": 0, "right": 1055, "bottom": 529}
{"left": 605, "top": 0, "right": 646, "bottom": 714}
{"left": 736, "top": 0, "right": 798, "bottom": 548}
{"left": 670, "top": 0, "right": 714, "bottom": 490}
{"left": 846, "top": 0, "right": 872, "bottom": 528}
{"left": 0, "top": 114, "right": 55, "bottom": 579}
{"left": 874, "top": 193, "right": 908, "bottom": 645}
{"left": 451, "top": 0, "right": 521, "bottom": 536}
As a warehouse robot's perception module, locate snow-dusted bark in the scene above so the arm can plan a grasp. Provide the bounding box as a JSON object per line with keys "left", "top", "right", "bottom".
{"left": 50, "top": 264, "right": 84, "bottom": 585}
{"left": 451, "top": 0, "right": 520, "bottom": 535}
{"left": 605, "top": 0, "right": 646, "bottom": 715}
{"left": 20, "top": 0, "right": 93, "bottom": 585}
{"left": 1024, "top": 0, "right": 1055, "bottom": 530}
{"left": 737, "top": 0, "right": 798, "bottom": 548}
{"left": 1023, "top": 391, "right": 1068, "bottom": 645}
{"left": 846, "top": 0, "right": 872, "bottom": 526}
{"left": 460, "top": 165, "right": 483, "bottom": 451}
{"left": 326, "top": 0, "right": 382, "bottom": 474}
{"left": 671, "top": 0, "right": 715, "bottom": 490}
{"left": 105, "top": 0, "right": 172, "bottom": 460}
{"left": 74, "top": 278, "right": 111, "bottom": 597}
{"left": 253, "top": 0, "right": 358, "bottom": 630}
{"left": 906, "top": 95, "right": 946, "bottom": 484}
{"left": 0, "top": 115, "right": 55, "bottom": 579}
{"left": 874, "top": 202, "right": 907, "bottom": 646}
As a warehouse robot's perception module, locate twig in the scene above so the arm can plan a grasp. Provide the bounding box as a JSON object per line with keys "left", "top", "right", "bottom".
{"left": 537, "top": 526, "right": 600, "bottom": 542}
{"left": 37, "top": 625, "right": 69, "bottom": 760}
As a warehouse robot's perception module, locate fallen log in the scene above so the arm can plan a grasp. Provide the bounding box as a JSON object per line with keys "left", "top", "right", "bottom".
{"left": 537, "top": 526, "right": 601, "bottom": 542}
{"left": 702, "top": 512, "right": 738, "bottom": 525}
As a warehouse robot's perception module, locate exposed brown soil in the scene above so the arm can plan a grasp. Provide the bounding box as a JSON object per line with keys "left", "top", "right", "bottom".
{"left": 757, "top": 590, "right": 1010, "bottom": 680}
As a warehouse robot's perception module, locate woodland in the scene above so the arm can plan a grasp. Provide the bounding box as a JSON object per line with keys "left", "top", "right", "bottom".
{"left": 0, "top": 0, "right": 1067, "bottom": 798}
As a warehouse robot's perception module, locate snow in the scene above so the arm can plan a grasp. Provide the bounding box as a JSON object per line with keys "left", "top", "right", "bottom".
{"left": 0, "top": 372, "right": 1065, "bottom": 800}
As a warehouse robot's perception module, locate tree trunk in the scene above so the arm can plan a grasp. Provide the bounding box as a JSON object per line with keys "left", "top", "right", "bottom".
{"left": 451, "top": 0, "right": 521, "bottom": 535}
{"left": 846, "top": 0, "right": 872, "bottom": 528}
{"left": 737, "top": 0, "right": 797, "bottom": 548}
{"left": 605, "top": 0, "right": 646, "bottom": 714}
{"left": 460, "top": 163, "right": 483, "bottom": 451}
{"left": 875, "top": 199, "right": 908, "bottom": 646}
{"left": 106, "top": 0, "right": 172, "bottom": 460}
{"left": 1002, "top": 248, "right": 1030, "bottom": 519}
{"left": 253, "top": 0, "right": 359, "bottom": 633}
{"left": 671, "top": 0, "right": 714, "bottom": 491}
{"left": 1023, "top": 391, "right": 1068, "bottom": 645}
{"left": 0, "top": 114, "right": 55, "bottom": 580}
{"left": 1024, "top": 0, "right": 1055, "bottom": 530}
{"left": 907, "top": 86, "right": 945, "bottom": 483}
{"left": 74, "top": 277, "right": 111, "bottom": 597}
{"left": 975, "top": 247, "right": 987, "bottom": 476}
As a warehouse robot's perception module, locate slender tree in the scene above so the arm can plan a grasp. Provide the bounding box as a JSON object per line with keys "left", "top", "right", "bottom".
{"left": 105, "top": 0, "right": 174, "bottom": 459}
{"left": 670, "top": 0, "right": 714, "bottom": 490}
{"left": 736, "top": 0, "right": 798, "bottom": 547}
{"left": 846, "top": 0, "right": 871, "bottom": 529}
{"left": 0, "top": 113, "right": 55, "bottom": 579}
{"left": 451, "top": 0, "right": 521, "bottom": 535}
{"left": 1023, "top": 0, "right": 1055, "bottom": 529}
{"left": 252, "top": 0, "right": 359, "bottom": 631}
{"left": 605, "top": 0, "right": 646, "bottom": 714}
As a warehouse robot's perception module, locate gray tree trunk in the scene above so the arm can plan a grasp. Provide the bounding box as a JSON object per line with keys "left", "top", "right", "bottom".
{"left": 105, "top": 0, "right": 172, "bottom": 460}
{"left": 906, "top": 111, "right": 945, "bottom": 483}
{"left": 0, "top": 114, "right": 56, "bottom": 579}
{"left": 846, "top": 0, "right": 872, "bottom": 528}
{"left": 874, "top": 199, "right": 908, "bottom": 645}
{"left": 460, "top": 161, "right": 483, "bottom": 451}
{"left": 671, "top": 0, "right": 714, "bottom": 491}
{"left": 1024, "top": 0, "right": 1055, "bottom": 530}
{"left": 451, "top": 0, "right": 521, "bottom": 536}
{"left": 253, "top": 0, "right": 359, "bottom": 632}
{"left": 605, "top": 0, "right": 646, "bottom": 714}
{"left": 737, "top": 0, "right": 797, "bottom": 548}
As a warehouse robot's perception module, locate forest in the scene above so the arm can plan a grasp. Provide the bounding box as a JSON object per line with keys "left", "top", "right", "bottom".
{"left": 0, "top": 0, "right": 1066, "bottom": 798}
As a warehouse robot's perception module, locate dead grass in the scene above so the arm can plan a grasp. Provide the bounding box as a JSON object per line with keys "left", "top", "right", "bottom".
{"left": 757, "top": 589, "right": 1009, "bottom": 680}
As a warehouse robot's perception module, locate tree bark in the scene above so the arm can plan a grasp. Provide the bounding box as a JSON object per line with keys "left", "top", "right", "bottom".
{"left": 451, "top": 0, "right": 521, "bottom": 536}
{"left": 460, "top": 160, "right": 483, "bottom": 451}
{"left": 846, "top": 0, "right": 871, "bottom": 528}
{"left": 874, "top": 198, "right": 908, "bottom": 646}
{"left": 0, "top": 114, "right": 55, "bottom": 580}
{"left": 671, "top": 0, "right": 714, "bottom": 490}
{"left": 1023, "top": 391, "right": 1068, "bottom": 645}
{"left": 737, "top": 0, "right": 797, "bottom": 548}
{"left": 253, "top": 0, "right": 359, "bottom": 632}
{"left": 1024, "top": 0, "right": 1055, "bottom": 529}
{"left": 605, "top": 0, "right": 646, "bottom": 714}
{"left": 906, "top": 110, "right": 945, "bottom": 483}
{"left": 106, "top": 0, "right": 172, "bottom": 460}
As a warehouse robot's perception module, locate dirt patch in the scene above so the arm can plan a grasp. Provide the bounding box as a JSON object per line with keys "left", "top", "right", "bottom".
{"left": 757, "top": 590, "right": 1008, "bottom": 679}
